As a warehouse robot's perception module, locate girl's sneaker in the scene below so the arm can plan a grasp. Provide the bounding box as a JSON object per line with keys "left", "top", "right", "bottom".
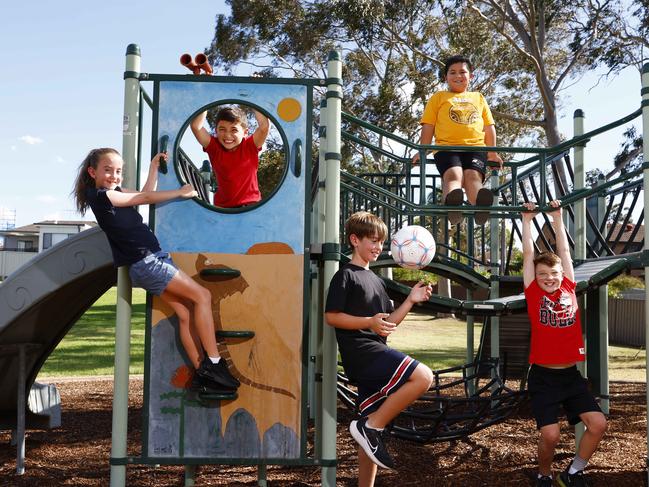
{"left": 196, "top": 357, "right": 240, "bottom": 390}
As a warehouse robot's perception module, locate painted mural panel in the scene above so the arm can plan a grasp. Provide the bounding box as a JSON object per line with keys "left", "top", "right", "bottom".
{"left": 145, "top": 79, "right": 308, "bottom": 460}
{"left": 147, "top": 251, "right": 303, "bottom": 458}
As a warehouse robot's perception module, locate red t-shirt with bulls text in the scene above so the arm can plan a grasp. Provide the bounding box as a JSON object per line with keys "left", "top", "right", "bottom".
{"left": 524, "top": 277, "right": 585, "bottom": 365}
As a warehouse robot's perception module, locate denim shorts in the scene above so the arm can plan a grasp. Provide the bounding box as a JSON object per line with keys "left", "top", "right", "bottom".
{"left": 128, "top": 251, "right": 178, "bottom": 296}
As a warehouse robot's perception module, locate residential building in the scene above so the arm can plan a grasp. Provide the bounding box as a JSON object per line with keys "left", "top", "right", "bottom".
{"left": 0, "top": 220, "right": 96, "bottom": 279}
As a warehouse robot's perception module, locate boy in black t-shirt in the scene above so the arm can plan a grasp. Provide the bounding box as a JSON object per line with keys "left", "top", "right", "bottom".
{"left": 325, "top": 211, "right": 434, "bottom": 487}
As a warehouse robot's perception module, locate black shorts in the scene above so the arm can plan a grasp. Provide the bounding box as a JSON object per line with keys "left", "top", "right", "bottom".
{"left": 354, "top": 348, "right": 419, "bottom": 416}
{"left": 434, "top": 150, "right": 487, "bottom": 180}
{"left": 527, "top": 364, "right": 602, "bottom": 429}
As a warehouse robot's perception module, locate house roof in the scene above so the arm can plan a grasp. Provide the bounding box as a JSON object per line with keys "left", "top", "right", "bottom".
{"left": 536, "top": 221, "right": 644, "bottom": 246}
{"left": 606, "top": 223, "right": 644, "bottom": 243}
{"left": 0, "top": 220, "right": 96, "bottom": 237}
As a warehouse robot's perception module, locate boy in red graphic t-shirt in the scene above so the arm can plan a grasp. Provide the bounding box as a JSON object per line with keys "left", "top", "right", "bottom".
{"left": 522, "top": 200, "right": 607, "bottom": 487}
{"left": 190, "top": 106, "right": 269, "bottom": 208}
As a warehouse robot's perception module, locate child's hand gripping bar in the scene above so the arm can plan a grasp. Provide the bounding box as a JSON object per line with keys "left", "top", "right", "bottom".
{"left": 159, "top": 135, "right": 169, "bottom": 174}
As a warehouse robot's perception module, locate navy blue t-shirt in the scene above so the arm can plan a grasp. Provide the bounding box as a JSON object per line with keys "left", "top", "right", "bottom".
{"left": 86, "top": 187, "right": 160, "bottom": 267}
{"left": 325, "top": 263, "right": 395, "bottom": 380}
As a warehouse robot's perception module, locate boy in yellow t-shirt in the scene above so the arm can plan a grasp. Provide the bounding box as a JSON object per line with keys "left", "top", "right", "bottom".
{"left": 414, "top": 55, "right": 503, "bottom": 225}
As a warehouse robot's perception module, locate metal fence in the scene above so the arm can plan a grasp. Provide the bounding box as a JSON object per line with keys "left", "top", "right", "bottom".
{"left": 609, "top": 298, "right": 646, "bottom": 347}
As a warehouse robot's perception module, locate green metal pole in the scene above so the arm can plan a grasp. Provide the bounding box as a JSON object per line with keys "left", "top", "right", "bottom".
{"left": 597, "top": 183, "right": 609, "bottom": 414}
{"left": 573, "top": 110, "right": 586, "bottom": 258}
{"left": 489, "top": 170, "right": 500, "bottom": 370}
{"left": 184, "top": 465, "right": 196, "bottom": 486}
{"left": 466, "top": 289, "right": 475, "bottom": 396}
{"left": 313, "top": 99, "right": 328, "bottom": 457}
{"left": 110, "top": 44, "right": 140, "bottom": 487}
{"left": 598, "top": 283, "right": 609, "bottom": 414}
{"left": 257, "top": 464, "right": 267, "bottom": 486}
{"left": 640, "top": 62, "right": 649, "bottom": 485}
{"left": 466, "top": 288, "right": 474, "bottom": 363}
{"left": 321, "top": 50, "right": 342, "bottom": 487}
{"left": 573, "top": 109, "right": 586, "bottom": 447}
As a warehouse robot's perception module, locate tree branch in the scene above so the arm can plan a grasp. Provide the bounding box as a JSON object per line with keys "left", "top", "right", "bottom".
{"left": 491, "top": 110, "right": 546, "bottom": 127}
{"left": 469, "top": 2, "right": 536, "bottom": 65}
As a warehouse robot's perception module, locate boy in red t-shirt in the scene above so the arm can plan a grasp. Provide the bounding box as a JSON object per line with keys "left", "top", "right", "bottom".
{"left": 522, "top": 200, "right": 607, "bottom": 487}
{"left": 190, "top": 106, "right": 269, "bottom": 208}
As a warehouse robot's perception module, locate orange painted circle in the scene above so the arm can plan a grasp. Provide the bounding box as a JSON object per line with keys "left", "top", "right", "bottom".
{"left": 277, "top": 98, "right": 302, "bottom": 122}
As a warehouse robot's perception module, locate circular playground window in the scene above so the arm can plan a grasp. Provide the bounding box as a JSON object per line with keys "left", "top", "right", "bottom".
{"left": 174, "top": 101, "right": 289, "bottom": 213}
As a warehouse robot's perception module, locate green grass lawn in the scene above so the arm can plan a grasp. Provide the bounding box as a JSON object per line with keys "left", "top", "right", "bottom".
{"left": 38, "top": 287, "right": 147, "bottom": 377}
{"left": 388, "top": 312, "right": 483, "bottom": 371}
{"left": 38, "top": 289, "right": 646, "bottom": 381}
{"left": 608, "top": 345, "right": 647, "bottom": 382}
{"left": 392, "top": 312, "right": 647, "bottom": 381}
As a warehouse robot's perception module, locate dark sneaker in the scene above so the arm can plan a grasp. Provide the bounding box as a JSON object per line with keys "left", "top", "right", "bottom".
{"left": 190, "top": 372, "right": 236, "bottom": 394}
{"left": 349, "top": 418, "right": 394, "bottom": 469}
{"left": 444, "top": 188, "right": 464, "bottom": 225}
{"left": 474, "top": 187, "right": 494, "bottom": 226}
{"left": 557, "top": 469, "right": 588, "bottom": 487}
{"left": 536, "top": 475, "right": 553, "bottom": 487}
{"left": 196, "top": 357, "right": 240, "bottom": 390}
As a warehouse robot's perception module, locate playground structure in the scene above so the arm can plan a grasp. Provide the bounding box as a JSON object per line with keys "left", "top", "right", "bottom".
{"left": 0, "top": 45, "right": 648, "bottom": 486}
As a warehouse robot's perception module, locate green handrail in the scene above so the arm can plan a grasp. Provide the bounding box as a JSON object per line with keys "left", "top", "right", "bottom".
{"left": 341, "top": 107, "right": 642, "bottom": 163}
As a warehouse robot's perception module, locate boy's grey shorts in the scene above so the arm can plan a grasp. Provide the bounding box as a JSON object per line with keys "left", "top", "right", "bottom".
{"left": 128, "top": 251, "right": 178, "bottom": 296}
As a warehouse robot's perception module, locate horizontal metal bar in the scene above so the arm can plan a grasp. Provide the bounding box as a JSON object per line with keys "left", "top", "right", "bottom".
{"left": 342, "top": 108, "right": 642, "bottom": 157}
{"left": 140, "top": 73, "right": 326, "bottom": 86}
{"left": 111, "top": 456, "right": 337, "bottom": 467}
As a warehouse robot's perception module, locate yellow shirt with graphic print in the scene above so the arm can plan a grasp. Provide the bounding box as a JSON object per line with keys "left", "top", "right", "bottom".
{"left": 420, "top": 91, "right": 495, "bottom": 147}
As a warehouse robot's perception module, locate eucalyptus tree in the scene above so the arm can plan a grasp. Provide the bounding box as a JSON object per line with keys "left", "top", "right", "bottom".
{"left": 205, "top": 0, "right": 631, "bottom": 179}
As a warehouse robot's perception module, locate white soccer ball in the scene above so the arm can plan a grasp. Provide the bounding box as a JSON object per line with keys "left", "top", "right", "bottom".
{"left": 390, "top": 225, "right": 436, "bottom": 270}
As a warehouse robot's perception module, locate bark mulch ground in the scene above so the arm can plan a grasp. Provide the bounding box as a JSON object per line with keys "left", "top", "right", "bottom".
{"left": 0, "top": 379, "right": 646, "bottom": 486}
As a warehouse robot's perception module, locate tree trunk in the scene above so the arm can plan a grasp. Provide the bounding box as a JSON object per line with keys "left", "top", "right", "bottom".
{"left": 540, "top": 85, "right": 570, "bottom": 197}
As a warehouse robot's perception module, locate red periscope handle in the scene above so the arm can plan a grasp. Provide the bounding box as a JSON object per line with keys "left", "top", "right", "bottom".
{"left": 195, "top": 53, "right": 213, "bottom": 75}
{"left": 180, "top": 53, "right": 200, "bottom": 75}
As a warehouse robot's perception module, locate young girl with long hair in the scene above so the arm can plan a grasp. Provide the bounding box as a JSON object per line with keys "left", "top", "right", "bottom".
{"left": 74, "top": 148, "right": 239, "bottom": 392}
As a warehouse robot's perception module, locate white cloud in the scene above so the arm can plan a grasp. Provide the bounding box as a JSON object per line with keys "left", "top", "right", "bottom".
{"left": 36, "top": 195, "right": 58, "bottom": 204}
{"left": 10, "top": 145, "right": 17, "bottom": 151}
{"left": 55, "top": 156, "right": 66, "bottom": 164}
{"left": 20, "top": 135, "right": 43, "bottom": 145}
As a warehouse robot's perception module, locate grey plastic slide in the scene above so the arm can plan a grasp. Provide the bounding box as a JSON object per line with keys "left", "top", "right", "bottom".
{"left": 0, "top": 227, "right": 116, "bottom": 429}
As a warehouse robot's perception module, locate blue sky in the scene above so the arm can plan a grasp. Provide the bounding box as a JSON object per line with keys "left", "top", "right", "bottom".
{"left": 0, "top": 3, "right": 644, "bottom": 227}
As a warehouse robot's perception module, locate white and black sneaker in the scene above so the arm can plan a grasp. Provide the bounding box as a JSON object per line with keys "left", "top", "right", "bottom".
{"left": 196, "top": 357, "right": 240, "bottom": 390}
{"left": 349, "top": 418, "right": 394, "bottom": 469}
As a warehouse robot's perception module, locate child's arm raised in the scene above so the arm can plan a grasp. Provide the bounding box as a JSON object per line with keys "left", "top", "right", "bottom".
{"left": 138, "top": 153, "right": 167, "bottom": 192}
{"left": 190, "top": 111, "right": 212, "bottom": 149}
{"left": 252, "top": 110, "right": 270, "bottom": 148}
{"left": 548, "top": 200, "right": 574, "bottom": 281}
{"left": 106, "top": 183, "right": 197, "bottom": 208}
{"left": 521, "top": 202, "right": 537, "bottom": 289}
